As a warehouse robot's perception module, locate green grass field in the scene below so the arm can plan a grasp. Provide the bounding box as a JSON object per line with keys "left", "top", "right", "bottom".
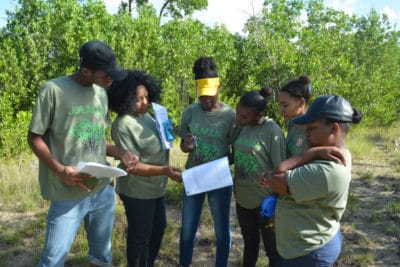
{"left": 1, "top": 125, "right": 400, "bottom": 266}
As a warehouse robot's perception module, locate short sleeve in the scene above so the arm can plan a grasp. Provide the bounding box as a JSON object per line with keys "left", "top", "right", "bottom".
{"left": 227, "top": 110, "right": 237, "bottom": 146}
{"left": 178, "top": 107, "right": 191, "bottom": 138}
{"left": 285, "top": 162, "right": 330, "bottom": 202}
{"left": 267, "top": 122, "right": 286, "bottom": 167}
{"left": 111, "top": 119, "right": 141, "bottom": 155}
{"left": 29, "top": 83, "right": 55, "bottom": 135}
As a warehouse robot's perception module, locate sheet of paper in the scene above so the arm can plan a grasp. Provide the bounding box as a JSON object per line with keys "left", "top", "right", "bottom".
{"left": 76, "top": 161, "right": 127, "bottom": 178}
{"left": 152, "top": 102, "right": 173, "bottom": 150}
{"left": 182, "top": 156, "right": 233, "bottom": 196}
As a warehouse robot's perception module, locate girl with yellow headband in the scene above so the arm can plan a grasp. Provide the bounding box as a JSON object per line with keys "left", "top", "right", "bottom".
{"left": 178, "top": 56, "right": 236, "bottom": 267}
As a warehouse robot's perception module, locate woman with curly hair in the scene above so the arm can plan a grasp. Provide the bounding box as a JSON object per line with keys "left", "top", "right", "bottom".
{"left": 107, "top": 70, "right": 181, "bottom": 267}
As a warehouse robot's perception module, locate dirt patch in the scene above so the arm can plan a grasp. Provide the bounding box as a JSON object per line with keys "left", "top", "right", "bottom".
{"left": 1, "top": 156, "right": 400, "bottom": 266}
{"left": 338, "top": 158, "right": 400, "bottom": 266}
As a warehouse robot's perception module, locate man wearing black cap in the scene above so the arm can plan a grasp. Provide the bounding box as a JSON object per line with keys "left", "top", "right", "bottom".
{"left": 28, "top": 40, "right": 137, "bottom": 267}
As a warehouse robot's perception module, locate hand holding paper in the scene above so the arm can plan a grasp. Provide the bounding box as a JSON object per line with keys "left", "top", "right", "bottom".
{"left": 56, "top": 165, "right": 92, "bottom": 192}
{"left": 76, "top": 161, "right": 127, "bottom": 178}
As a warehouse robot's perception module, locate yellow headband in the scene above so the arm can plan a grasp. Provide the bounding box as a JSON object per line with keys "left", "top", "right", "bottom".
{"left": 195, "top": 77, "right": 220, "bottom": 97}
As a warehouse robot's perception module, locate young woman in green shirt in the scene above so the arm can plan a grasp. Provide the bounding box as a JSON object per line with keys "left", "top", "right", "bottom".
{"left": 261, "top": 95, "right": 362, "bottom": 266}
{"left": 234, "top": 90, "right": 286, "bottom": 267}
{"left": 278, "top": 75, "right": 311, "bottom": 157}
{"left": 178, "top": 57, "right": 236, "bottom": 267}
{"left": 107, "top": 70, "right": 181, "bottom": 267}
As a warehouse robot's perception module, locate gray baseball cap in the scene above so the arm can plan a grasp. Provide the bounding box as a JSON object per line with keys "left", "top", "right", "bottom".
{"left": 292, "top": 95, "right": 354, "bottom": 125}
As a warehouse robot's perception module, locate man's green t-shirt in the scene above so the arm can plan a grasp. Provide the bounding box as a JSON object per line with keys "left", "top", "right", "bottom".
{"left": 29, "top": 76, "right": 110, "bottom": 201}
{"left": 178, "top": 102, "right": 235, "bottom": 168}
{"left": 286, "top": 119, "right": 308, "bottom": 157}
{"left": 275, "top": 152, "right": 352, "bottom": 259}
{"left": 234, "top": 119, "right": 286, "bottom": 209}
{"left": 111, "top": 113, "right": 168, "bottom": 199}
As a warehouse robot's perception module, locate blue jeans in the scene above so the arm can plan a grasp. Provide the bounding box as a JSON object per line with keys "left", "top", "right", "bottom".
{"left": 276, "top": 230, "right": 342, "bottom": 267}
{"left": 179, "top": 186, "right": 232, "bottom": 267}
{"left": 37, "top": 184, "right": 115, "bottom": 267}
{"left": 119, "top": 194, "right": 166, "bottom": 267}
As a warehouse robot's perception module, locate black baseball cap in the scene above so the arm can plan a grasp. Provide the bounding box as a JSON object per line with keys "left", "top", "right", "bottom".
{"left": 292, "top": 95, "right": 354, "bottom": 125}
{"left": 79, "top": 40, "right": 127, "bottom": 81}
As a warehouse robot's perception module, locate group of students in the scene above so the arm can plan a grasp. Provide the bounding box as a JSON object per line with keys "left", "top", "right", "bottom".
{"left": 28, "top": 40, "right": 362, "bottom": 267}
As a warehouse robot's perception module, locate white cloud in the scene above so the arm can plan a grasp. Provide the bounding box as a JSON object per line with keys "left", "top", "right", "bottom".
{"left": 382, "top": 6, "right": 398, "bottom": 21}
{"left": 103, "top": 0, "right": 400, "bottom": 32}
{"left": 192, "top": 0, "right": 264, "bottom": 33}
{"left": 104, "top": 0, "right": 119, "bottom": 14}
{"left": 103, "top": 0, "right": 264, "bottom": 33}
{"left": 327, "top": 0, "right": 356, "bottom": 16}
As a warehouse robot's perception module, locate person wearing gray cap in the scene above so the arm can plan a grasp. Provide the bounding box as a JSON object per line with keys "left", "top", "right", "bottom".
{"left": 260, "top": 95, "right": 363, "bottom": 266}
{"left": 28, "top": 40, "right": 137, "bottom": 267}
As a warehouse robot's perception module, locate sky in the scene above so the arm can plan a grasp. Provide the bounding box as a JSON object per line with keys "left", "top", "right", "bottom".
{"left": 0, "top": 0, "right": 399, "bottom": 33}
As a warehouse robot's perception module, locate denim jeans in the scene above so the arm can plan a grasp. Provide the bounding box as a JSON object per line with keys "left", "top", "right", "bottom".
{"left": 236, "top": 203, "right": 278, "bottom": 267}
{"left": 37, "top": 184, "right": 115, "bottom": 267}
{"left": 179, "top": 186, "right": 232, "bottom": 267}
{"left": 275, "top": 230, "right": 342, "bottom": 267}
{"left": 119, "top": 194, "right": 166, "bottom": 267}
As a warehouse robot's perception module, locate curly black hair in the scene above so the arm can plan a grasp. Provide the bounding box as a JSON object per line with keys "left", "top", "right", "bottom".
{"left": 107, "top": 70, "right": 161, "bottom": 116}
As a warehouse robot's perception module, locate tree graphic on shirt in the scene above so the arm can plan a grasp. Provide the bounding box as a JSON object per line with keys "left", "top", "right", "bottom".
{"left": 69, "top": 119, "right": 105, "bottom": 152}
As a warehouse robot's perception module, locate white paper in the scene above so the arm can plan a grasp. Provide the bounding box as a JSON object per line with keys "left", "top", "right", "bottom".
{"left": 151, "top": 102, "right": 173, "bottom": 150}
{"left": 182, "top": 157, "right": 233, "bottom": 196}
{"left": 76, "top": 161, "right": 127, "bottom": 178}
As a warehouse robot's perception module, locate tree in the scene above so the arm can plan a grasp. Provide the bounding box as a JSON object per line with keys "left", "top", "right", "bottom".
{"left": 157, "top": 18, "right": 236, "bottom": 123}
{"left": 158, "top": 0, "right": 207, "bottom": 20}
{"left": 0, "top": 0, "right": 116, "bottom": 156}
{"left": 118, "top": 0, "right": 208, "bottom": 20}
{"left": 1, "top": 0, "right": 399, "bottom": 157}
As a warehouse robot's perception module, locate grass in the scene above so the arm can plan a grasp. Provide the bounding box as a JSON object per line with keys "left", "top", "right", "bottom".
{"left": 385, "top": 220, "right": 400, "bottom": 237}
{"left": 346, "top": 193, "right": 360, "bottom": 212}
{"left": 0, "top": 153, "right": 47, "bottom": 211}
{"left": 0, "top": 140, "right": 215, "bottom": 266}
{"left": 358, "top": 171, "right": 374, "bottom": 181}
{"left": 1, "top": 125, "right": 400, "bottom": 266}
{"left": 346, "top": 123, "right": 400, "bottom": 159}
{"left": 387, "top": 201, "right": 400, "bottom": 216}
{"left": 352, "top": 253, "right": 376, "bottom": 266}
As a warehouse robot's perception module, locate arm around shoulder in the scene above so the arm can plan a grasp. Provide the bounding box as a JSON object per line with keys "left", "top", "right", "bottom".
{"left": 273, "top": 146, "right": 346, "bottom": 174}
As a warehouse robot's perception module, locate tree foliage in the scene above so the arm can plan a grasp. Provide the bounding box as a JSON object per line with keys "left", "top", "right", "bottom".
{"left": 0, "top": 0, "right": 399, "bottom": 157}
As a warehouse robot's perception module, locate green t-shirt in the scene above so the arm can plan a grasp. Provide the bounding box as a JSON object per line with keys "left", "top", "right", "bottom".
{"left": 29, "top": 76, "right": 111, "bottom": 201}
{"left": 234, "top": 119, "right": 286, "bottom": 208}
{"left": 286, "top": 119, "right": 308, "bottom": 157}
{"left": 178, "top": 102, "right": 235, "bottom": 168}
{"left": 275, "top": 151, "right": 352, "bottom": 259}
{"left": 111, "top": 113, "right": 168, "bottom": 199}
